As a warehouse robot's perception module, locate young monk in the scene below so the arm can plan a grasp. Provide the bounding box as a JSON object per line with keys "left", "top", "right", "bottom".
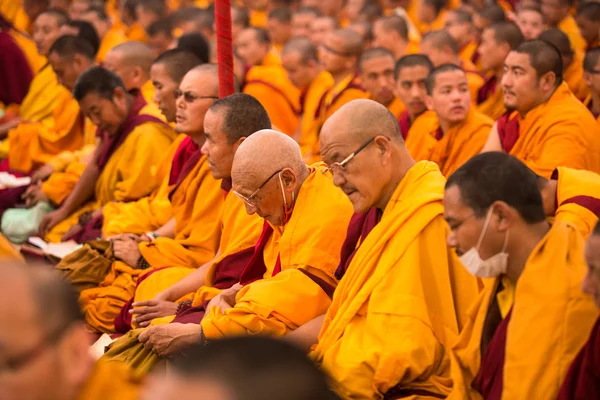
{"left": 235, "top": 26, "right": 281, "bottom": 67}
{"left": 406, "top": 64, "right": 492, "bottom": 177}
{"left": 583, "top": 47, "right": 600, "bottom": 125}
{"left": 80, "top": 5, "right": 127, "bottom": 62}
{"left": 419, "top": 30, "right": 484, "bottom": 103}
{"left": 291, "top": 6, "right": 320, "bottom": 38}
{"left": 539, "top": 28, "right": 589, "bottom": 101}
{"left": 359, "top": 47, "right": 405, "bottom": 119}
{"left": 515, "top": 6, "right": 545, "bottom": 40}
{"left": 394, "top": 54, "right": 434, "bottom": 139}
{"left": 445, "top": 152, "right": 598, "bottom": 399}
{"left": 146, "top": 19, "right": 173, "bottom": 59}
{"left": 575, "top": 2, "right": 600, "bottom": 50}
{"left": 444, "top": 8, "right": 478, "bottom": 65}
{"left": 483, "top": 40, "right": 600, "bottom": 178}
{"left": 0, "top": 262, "right": 140, "bottom": 400}
{"left": 266, "top": 7, "right": 292, "bottom": 55}
{"left": 372, "top": 15, "right": 417, "bottom": 60}
{"left": 306, "top": 99, "right": 480, "bottom": 398}
{"left": 476, "top": 22, "right": 524, "bottom": 120}
{"left": 310, "top": 16, "right": 337, "bottom": 47}
{"left": 280, "top": 37, "right": 334, "bottom": 162}
{"left": 541, "top": 0, "right": 586, "bottom": 56}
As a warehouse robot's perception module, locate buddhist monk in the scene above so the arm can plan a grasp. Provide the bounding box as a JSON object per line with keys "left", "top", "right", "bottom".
{"left": 473, "top": 4, "right": 505, "bottom": 42}
{"left": 420, "top": 30, "right": 484, "bottom": 103}
{"left": 59, "top": 19, "right": 100, "bottom": 56}
{"left": 414, "top": 0, "right": 447, "bottom": 34}
{"left": 80, "top": 5, "right": 127, "bottom": 62}
{"left": 231, "top": 6, "right": 250, "bottom": 41}
{"left": 267, "top": 7, "right": 292, "bottom": 55}
{"left": 539, "top": 28, "right": 589, "bottom": 101}
{"left": 0, "top": 262, "right": 139, "bottom": 400}
{"left": 280, "top": 37, "right": 333, "bottom": 162}
{"left": 307, "top": 99, "right": 479, "bottom": 398}
{"left": 476, "top": 22, "right": 524, "bottom": 120}
{"left": 176, "top": 32, "right": 210, "bottom": 64}
{"left": 558, "top": 221, "right": 600, "bottom": 399}
{"left": 406, "top": 64, "right": 492, "bottom": 177}
{"left": 22, "top": 0, "right": 48, "bottom": 32}
{"left": 309, "top": 16, "right": 337, "bottom": 46}
{"left": 122, "top": 0, "right": 148, "bottom": 42}
{"left": 541, "top": 0, "right": 587, "bottom": 56}
{"left": 359, "top": 47, "right": 404, "bottom": 118}
{"left": 483, "top": 40, "right": 600, "bottom": 178}
{"left": 515, "top": 6, "right": 544, "bottom": 41}
{"left": 584, "top": 47, "right": 600, "bottom": 124}
{"left": 141, "top": 337, "right": 337, "bottom": 400}
{"left": 372, "top": 15, "right": 412, "bottom": 60}
{"left": 146, "top": 18, "right": 173, "bottom": 58}
{"left": 235, "top": 27, "right": 280, "bottom": 67}
{"left": 134, "top": 0, "right": 163, "bottom": 39}
{"left": 444, "top": 8, "right": 478, "bottom": 65}
{"left": 291, "top": 6, "right": 320, "bottom": 38}
{"left": 575, "top": 2, "right": 600, "bottom": 50}
{"left": 444, "top": 152, "right": 598, "bottom": 399}
{"left": 394, "top": 54, "right": 434, "bottom": 139}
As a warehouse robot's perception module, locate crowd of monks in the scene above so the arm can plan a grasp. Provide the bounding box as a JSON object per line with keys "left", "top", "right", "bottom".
{"left": 2, "top": 0, "right": 600, "bottom": 399}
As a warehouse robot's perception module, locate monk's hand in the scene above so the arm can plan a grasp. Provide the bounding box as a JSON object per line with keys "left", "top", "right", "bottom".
{"left": 206, "top": 283, "right": 244, "bottom": 313}
{"left": 113, "top": 237, "right": 142, "bottom": 267}
{"left": 138, "top": 323, "right": 202, "bottom": 357}
{"left": 130, "top": 300, "right": 179, "bottom": 328}
{"left": 22, "top": 183, "right": 48, "bottom": 207}
{"left": 38, "top": 208, "right": 68, "bottom": 236}
{"left": 31, "top": 164, "right": 54, "bottom": 183}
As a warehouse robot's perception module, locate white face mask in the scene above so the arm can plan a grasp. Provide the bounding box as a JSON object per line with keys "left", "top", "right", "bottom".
{"left": 459, "top": 208, "right": 510, "bottom": 278}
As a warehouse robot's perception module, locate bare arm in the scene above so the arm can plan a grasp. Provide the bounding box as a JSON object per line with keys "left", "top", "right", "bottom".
{"left": 480, "top": 122, "right": 502, "bottom": 153}
{"left": 283, "top": 314, "right": 326, "bottom": 353}
{"left": 154, "top": 217, "right": 176, "bottom": 238}
{"left": 0, "top": 117, "right": 21, "bottom": 139}
{"left": 157, "top": 258, "right": 216, "bottom": 302}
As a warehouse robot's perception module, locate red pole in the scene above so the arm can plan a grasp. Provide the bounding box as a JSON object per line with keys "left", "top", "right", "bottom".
{"left": 214, "top": 0, "right": 235, "bottom": 98}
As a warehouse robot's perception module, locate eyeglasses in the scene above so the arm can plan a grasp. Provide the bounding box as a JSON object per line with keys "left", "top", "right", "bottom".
{"left": 233, "top": 169, "right": 283, "bottom": 207}
{"left": 174, "top": 89, "right": 219, "bottom": 103}
{"left": 323, "top": 137, "right": 377, "bottom": 174}
{"left": 320, "top": 43, "right": 356, "bottom": 58}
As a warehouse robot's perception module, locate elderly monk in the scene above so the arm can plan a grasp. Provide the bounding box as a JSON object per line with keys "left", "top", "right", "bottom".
{"left": 236, "top": 26, "right": 280, "bottom": 67}
{"left": 576, "top": 2, "right": 600, "bottom": 51}
{"left": 445, "top": 152, "right": 598, "bottom": 399}
{"left": 395, "top": 54, "right": 434, "bottom": 139}
{"left": 80, "top": 5, "right": 127, "bottom": 62}
{"left": 558, "top": 221, "right": 600, "bottom": 399}
{"left": 310, "top": 16, "right": 337, "bottom": 47}
{"left": 291, "top": 6, "right": 320, "bottom": 38}
{"left": 406, "top": 64, "right": 492, "bottom": 177}
{"left": 281, "top": 37, "right": 334, "bottom": 162}
{"left": 419, "top": 30, "right": 484, "bottom": 104}
{"left": 515, "top": 6, "right": 545, "bottom": 41}
{"left": 359, "top": 47, "right": 405, "bottom": 119}
{"left": 539, "top": 28, "right": 589, "bottom": 101}
{"left": 476, "top": 22, "right": 524, "bottom": 120}
{"left": 584, "top": 47, "right": 600, "bottom": 125}
{"left": 483, "top": 40, "right": 600, "bottom": 178}
{"left": 308, "top": 99, "right": 480, "bottom": 399}
{"left": 0, "top": 262, "right": 140, "bottom": 400}
{"left": 37, "top": 66, "right": 175, "bottom": 242}
{"left": 372, "top": 15, "right": 416, "bottom": 60}
{"left": 541, "top": 0, "right": 586, "bottom": 57}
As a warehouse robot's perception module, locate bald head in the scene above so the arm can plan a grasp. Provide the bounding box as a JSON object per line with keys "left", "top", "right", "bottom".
{"left": 104, "top": 41, "right": 155, "bottom": 89}
{"left": 282, "top": 37, "right": 318, "bottom": 62}
{"left": 331, "top": 28, "right": 364, "bottom": 56}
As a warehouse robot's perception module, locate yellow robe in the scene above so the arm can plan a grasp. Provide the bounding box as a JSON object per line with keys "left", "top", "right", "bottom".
{"left": 298, "top": 71, "right": 334, "bottom": 163}
{"left": 406, "top": 109, "right": 493, "bottom": 177}
{"left": 125, "top": 23, "right": 147, "bottom": 42}
{"left": 8, "top": 29, "right": 45, "bottom": 74}
{"left": 249, "top": 9, "right": 267, "bottom": 28}
{"left": 563, "top": 52, "right": 589, "bottom": 101}
{"left": 463, "top": 60, "right": 485, "bottom": 105}
{"left": 558, "top": 15, "right": 587, "bottom": 57}
{"left": 386, "top": 96, "right": 405, "bottom": 119}
{"left": 0, "top": 0, "right": 30, "bottom": 33}
{"left": 201, "top": 165, "right": 354, "bottom": 339}
{"left": 448, "top": 221, "right": 598, "bottom": 399}
{"left": 0, "top": 232, "right": 23, "bottom": 260}
{"left": 312, "top": 161, "right": 481, "bottom": 399}
{"left": 96, "top": 26, "right": 128, "bottom": 63}
{"left": 460, "top": 42, "right": 479, "bottom": 67}
{"left": 243, "top": 65, "right": 300, "bottom": 136}
{"left": 79, "top": 154, "right": 224, "bottom": 333}
{"left": 76, "top": 358, "right": 140, "bottom": 400}
{"left": 261, "top": 50, "right": 281, "bottom": 66}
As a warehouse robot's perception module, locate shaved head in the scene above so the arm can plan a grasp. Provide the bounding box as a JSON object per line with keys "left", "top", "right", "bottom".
{"left": 359, "top": 47, "right": 395, "bottom": 69}
{"left": 331, "top": 28, "right": 364, "bottom": 55}
{"left": 282, "top": 37, "right": 318, "bottom": 62}
{"left": 154, "top": 49, "right": 202, "bottom": 83}
{"left": 107, "top": 41, "right": 155, "bottom": 76}
{"left": 422, "top": 30, "right": 460, "bottom": 55}
{"left": 538, "top": 28, "right": 573, "bottom": 57}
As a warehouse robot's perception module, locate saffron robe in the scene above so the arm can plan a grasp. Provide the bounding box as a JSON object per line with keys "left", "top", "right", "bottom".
{"left": 311, "top": 161, "right": 480, "bottom": 399}
{"left": 76, "top": 358, "right": 140, "bottom": 400}
{"left": 385, "top": 96, "right": 405, "bottom": 119}
{"left": 558, "top": 15, "right": 587, "bottom": 57}
{"left": 125, "top": 23, "right": 147, "bottom": 42}
{"left": 460, "top": 42, "right": 479, "bottom": 67}
{"left": 495, "top": 82, "right": 600, "bottom": 178}
{"left": 404, "top": 109, "right": 437, "bottom": 144}
{"left": 298, "top": 71, "right": 334, "bottom": 163}
{"left": 563, "top": 53, "right": 589, "bottom": 101}
{"left": 477, "top": 75, "right": 506, "bottom": 120}
{"left": 0, "top": 1, "right": 29, "bottom": 33}
{"left": 243, "top": 65, "right": 300, "bottom": 136}
{"left": 406, "top": 109, "right": 493, "bottom": 177}
{"left": 96, "top": 26, "right": 128, "bottom": 63}
{"left": 448, "top": 221, "right": 598, "bottom": 400}
{"left": 463, "top": 60, "right": 485, "bottom": 105}
{"left": 201, "top": 165, "right": 354, "bottom": 339}
{"left": 17, "top": 64, "right": 67, "bottom": 126}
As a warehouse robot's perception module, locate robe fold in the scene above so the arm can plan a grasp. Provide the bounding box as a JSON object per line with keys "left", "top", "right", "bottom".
{"left": 17, "top": 64, "right": 67, "bottom": 125}
{"left": 449, "top": 221, "right": 598, "bottom": 399}
{"left": 298, "top": 71, "right": 334, "bottom": 163}
{"left": 0, "top": 30, "right": 33, "bottom": 108}
{"left": 563, "top": 53, "right": 589, "bottom": 101}
{"left": 385, "top": 97, "right": 405, "bottom": 119}
{"left": 460, "top": 42, "right": 478, "bottom": 67}
{"left": 463, "top": 61, "right": 485, "bottom": 104}
{"left": 406, "top": 109, "right": 493, "bottom": 177}
{"left": 76, "top": 358, "right": 140, "bottom": 400}
{"left": 477, "top": 75, "right": 506, "bottom": 120}
{"left": 96, "top": 26, "right": 128, "bottom": 62}
{"left": 125, "top": 23, "right": 147, "bottom": 42}
{"left": 495, "top": 82, "right": 600, "bottom": 178}
{"left": 558, "top": 16, "right": 587, "bottom": 57}
{"left": 0, "top": 2, "right": 30, "bottom": 33}
{"left": 311, "top": 161, "right": 480, "bottom": 399}
{"left": 404, "top": 110, "right": 437, "bottom": 145}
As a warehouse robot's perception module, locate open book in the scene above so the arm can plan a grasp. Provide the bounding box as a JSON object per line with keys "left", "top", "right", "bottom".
{"left": 26, "top": 237, "right": 82, "bottom": 260}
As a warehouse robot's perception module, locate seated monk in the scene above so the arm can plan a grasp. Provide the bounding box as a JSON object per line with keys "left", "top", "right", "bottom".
{"left": 482, "top": 40, "right": 600, "bottom": 178}
{"left": 306, "top": 99, "right": 480, "bottom": 398}
{"left": 515, "top": 6, "right": 544, "bottom": 41}
{"left": 291, "top": 6, "right": 319, "bottom": 39}
{"left": 310, "top": 16, "right": 337, "bottom": 47}
{"left": 575, "top": 2, "right": 600, "bottom": 51}
{"left": 558, "top": 221, "right": 600, "bottom": 399}
{"left": 359, "top": 47, "right": 405, "bottom": 118}
{"left": 406, "top": 64, "right": 493, "bottom": 177}
{"left": 419, "top": 30, "right": 484, "bottom": 103}
{"left": 372, "top": 15, "right": 418, "bottom": 61}
{"left": 394, "top": 54, "right": 434, "bottom": 139}
{"left": 0, "top": 262, "right": 140, "bottom": 400}
{"left": 539, "top": 28, "right": 589, "bottom": 101}
{"left": 236, "top": 26, "right": 280, "bottom": 67}
{"left": 37, "top": 66, "right": 175, "bottom": 242}
{"left": 583, "top": 47, "right": 600, "bottom": 125}
{"left": 476, "top": 22, "right": 524, "bottom": 120}
{"left": 280, "top": 37, "right": 334, "bottom": 163}
{"left": 413, "top": 0, "right": 448, "bottom": 34}
{"left": 444, "top": 152, "right": 598, "bottom": 399}
{"left": 266, "top": 7, "right": 292, "bottom": 56}
{"left": 541, "top": 0, "right": 587, "bottom": 57}
{"left": 55, "top": 65, "right": 224, "bottom": 334}
{"left": 444, "top": 8, "right": 478, "bottom": 66}
{"left": 80, "top": 5, "right": 127, "bottom": 62}
{"left": 59, "top": 19, "right": 101, "bottom": 57}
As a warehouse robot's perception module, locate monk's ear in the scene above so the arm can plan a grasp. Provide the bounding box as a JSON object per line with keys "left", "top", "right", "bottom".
{"left": 57, "top": 324, "right": 93, "bottom": 387}
{"left": 539, "top": 71, "right": 557, "bottom": 92}
{"left": 280, "top": 168, "right": 298, "bottom": 191}
{"left": 111, "top": 86, "right": 128, "bottom": 108}
{"left": 424, "top": 94, "right": 434, "bottom": 111}
{"left": 584, "top": 71, "right": 592, "bottom": 87}
{"left": 232, "top": 136, "right": 246, "bottom": 152}
{"left": 490, "top": 201, "right": 512, "bottom": 231}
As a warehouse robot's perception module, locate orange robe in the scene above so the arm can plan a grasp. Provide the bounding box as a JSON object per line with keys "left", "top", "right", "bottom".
{"left": 312, "top": 161, "right": 480, "bottom": 399}
{"left": 477, "top": 75, "right": 506, "bottom": 120}
{"left": 261, "top": 50, "right": 281, "bottom": 66}
{"left": 7, "top": 28, "right": 45, "bottom": 74}
{"left": 298, "top": 71, "right": 334, "bottom": 163}
{"left": 243, "top": 65, "right": 300, "bottom": 136}
{"left": 448, "top": 221, "right": 598, "bottom": 399}
{"left": 563, "top": 52, "right": 589, "bottom": 101}
{"left": 460, "top": 41, "right": 479, "bottom": 67}
{"left": 96, "top": 26, "right": 128, "bottom": 63}
{"left": 463, "top": 60, "right": 485, "bottom": 105}
{"left": 496, "top": 82, "right": 600, "bottom": 178}
{"left": 76, "top": 358, "right": 140, "bottom": 400}
{"left": 0, "top": 1, "right": 30, "bottom": 33}
{"left": 125, "top": 23, "right": 147, "bottom": 42}
{"left": 558, "top": 15, "right": 587, "bottom": 57}
{"left": 406, "top": 109, "right": 493, "bottom": 177}
{"left": 249, "top": 9, "right": 267, "bottom": 28}
{"left": 0, "top": 232, "right": 23, "bottom": 260}
{"left": 386, "top": 96, "right": 405, "bottom": 119}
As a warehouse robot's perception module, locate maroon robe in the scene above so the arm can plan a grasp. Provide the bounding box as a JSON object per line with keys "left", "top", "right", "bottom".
{"left": 0, "top": 30, "right": 33, "bottom": 107}
{"left": 398, "top": 110, "right": 411, "bottom": 141}
{"left": 477, "top": 76, "right": 498, "bottom": 105}
{"left": 496, "top": 112, "right": 520, "bottom": 153}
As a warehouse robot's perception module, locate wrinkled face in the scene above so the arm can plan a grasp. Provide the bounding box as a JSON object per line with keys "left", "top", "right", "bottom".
{"left": 360, "top": 55, "right": 396, "bottom": 106}
{"left": 419, "top": 40, "right": 449, "bottom": 67}
{"left": 444, "top": 13, "right": 471, "bottom": 45}
{"left": 344, "top": 0, "right": 366, "bottom": 23}
{"left": 427, "top": 70, "right": 471, "bottom": 125}
{"left": 516, "top": 10, "right": 544, "bottom": 40}
{"left": 142, "top": 373, "right": 234, "bottom": 400}
{"left": 235, "top": 29, "right": 269, "bottom": 66}
{"left": 48, "top": 52, "right": 85, "bottom": 91}
{"left": 68, "top": 0, "right": 88, "bottom": 20}
{"left": 150, "top": 63, "right": 178, "bottom": 122}
{"left": 372, "top": 21, "right": 395, "bottom": 53}
{"left": 202, "top": 108, "right": 240, "bottom": 180}
{"left": 583, "top": 235, "right": 600, "bottom": 309}
{"left": 103, "top": 51, "right": 136, "bottom": 91}
{"left": 282, "top": 51, "right": 313, "bottom": 90}
{"left": 33, "top": 14, "right": 62, "bottom": 56}
{"left": 541, "top": 0, "right": 568, "bottom": 26}
{"left": 175, "top": 71, "right": 216, "bottom": 137}
{"left": 576, "top": 14, "right": 600, "bottom": 46}
{"left": 310, "top": 17, "right": 336, "bottom": 46}
{"left": 267, "top": 18, "right": 292, "bottom": 45}
{"left": 584, "top": 57, "right": 600, "bottom": 95}
{"left": 148, "top": 32, "right": 173, "bottom": 58}
{"left": 292, "top": 12, "right": 316, "bottom": 38}
{"left": 79, "top": 90, "right": 129, "bottom": 135}
{"left": 478, "top": 28, "right": 508, "bottom": 72}
{"left": 318, "top": 33, "right": 354, "bottom": 74}
{"left": 502, "top": 51, "right": 542, "bottom": 113}
{"left": 395, "top": 65, "right": 429, "bottom": 119}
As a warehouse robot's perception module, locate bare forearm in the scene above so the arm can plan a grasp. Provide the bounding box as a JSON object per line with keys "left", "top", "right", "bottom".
{"left": 58, "top": 163, "right": 99, "bottom": 215}
{"left": 161, "top": 262, "right": 212, "bottom": 301}
{"left": 283, "top": 314, "right": 326, "bottom": 353}
{"left": 154, "top": 218, "right": 176, "bottom": 238}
